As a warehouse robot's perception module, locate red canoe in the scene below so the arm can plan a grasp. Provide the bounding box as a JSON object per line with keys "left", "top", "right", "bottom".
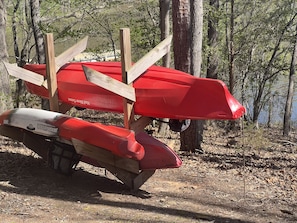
{"left": 0, "top": 108, "right": 182, "bottom": 170}
{"left": 24, "top": 61, "right": 245, "bottom": 120}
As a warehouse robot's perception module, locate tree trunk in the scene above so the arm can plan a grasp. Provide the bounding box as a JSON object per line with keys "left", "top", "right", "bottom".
{"left": 160, "top": 0, "right": 171, "bottom": 67}
{"left": 0, "top": 0, "right": 12, "bottom": 113}
{"left": 30, "top": 0, "right": 45, "bottom": 64}
{"left": 283, "top": 25, "right": 297, "bottom": 136}
{"left": 13, "top": 0, "right": 33, "bottom": 107}
{"left": 172, "top": 0, "right": 190, "bottom": 73}
{"left": 158, "top": 0, "right": 171, "bottom": 134}
{"left": 190, "top": 0, "right": 203, "bottom": 77}
{"left": 207, "top": 0, "right": 219, "bottom": 79}
{"left": 228, "top": 0, "right": 234, "bottom": 94}
{"left": 252, "top": 13, "right": 297, "bottom": 124}
{"left": 30, "top": 0, "right": 49, "bottom": 110}
{"left": 173, "top": 0, "right": 204, "bottom": 153}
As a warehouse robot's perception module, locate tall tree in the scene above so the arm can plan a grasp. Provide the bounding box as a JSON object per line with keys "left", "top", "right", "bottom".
{"left": 207, "top": 0, "right": 219, "bottom": 79}
{"left": 228, "top": 0, "right": 234, "bottom": 94}
{"left": 172, "top": 0, "right": 190, "bottom": 73}
{"left": 12, "top": 0, "right": 33, "bottom": 107}
{"left": 30, "top": 0, "right": 49, "bottom": 110}
{"left": 158, "top": 0, "right": 171, "bottom": 134}
{"left": 160, "top": 0, "right": 171, "bottom": 67}
{"left": 172, "top": 0, "right": 204, "bottom": 152}
{"left": 252, "top": 12, "right": 297, "bottom": 124}
{"left": 30, "top": 0, "right": 45, "bottom": 64}
{"left": 229, "top": 0, "right": 297, "bottom": 125}
{"left": 283, "top": 24, "right": 297, "bottom": 136}
{"left": 0, "top": 0, "right": 12, "bottom": 113}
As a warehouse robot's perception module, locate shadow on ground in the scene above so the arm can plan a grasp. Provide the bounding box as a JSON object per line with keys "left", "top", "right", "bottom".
{"left": 0, "top": 150, "right": 254, "bottom": 223}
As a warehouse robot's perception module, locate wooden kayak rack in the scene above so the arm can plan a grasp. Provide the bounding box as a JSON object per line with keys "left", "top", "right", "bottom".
{"left": 5, "top": 28, "right": 172, "bottom": 190}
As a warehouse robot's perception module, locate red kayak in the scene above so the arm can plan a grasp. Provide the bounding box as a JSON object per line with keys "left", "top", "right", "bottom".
{"left": 0, "top": 108, "right": 182, "bottom": 170}
{"left": 24, "top": 61, "right": 245, "bottom": 120}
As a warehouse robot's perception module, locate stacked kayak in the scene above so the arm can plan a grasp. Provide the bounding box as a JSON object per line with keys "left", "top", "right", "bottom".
{"left": 24, "top": 61, "right": 245, "bottom": 120}
{"left": 0, "top": 108, "right": 182, "bottom": 170}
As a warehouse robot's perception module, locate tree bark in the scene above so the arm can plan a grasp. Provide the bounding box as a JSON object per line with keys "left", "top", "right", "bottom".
{"left": 158, "top": 0, "right": 171, "bottom": 134}
{"left": 30, "top": 0, "right": 45, "bottom": 64}
{"left": 172, "top": 0, "right": 190, "bottom": 74}
{"left": 283, "top": 24, "right": 297, "bottom": 136}
{"left": 190, "top": 0, "right": 203, "bottom": 77}
{"left": 0, "top": 0, "right": 12, "bottom": 113}
{"left": 160, "top": 0, "right": 171, "bottom": 67}
{"left": 30, "top": 0, "right": 49, "bottom": 110}
{"left": 207, "top": 0, "right": 219, "bottom": 79}
{"left": 228, "top": 0, "right": 234, "bottom": 94}
{"left": 173, "top": 0, "right": 204, "bottom": 153}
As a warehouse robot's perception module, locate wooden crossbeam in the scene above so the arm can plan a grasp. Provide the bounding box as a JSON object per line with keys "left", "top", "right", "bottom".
{"left": 72, "top": 138, "right": 140, "bottom": 174}
{"left": 82, "top": 65, "right": 136, "bottom": 102}
{"left": 55, "top": 36, "right": 88, "bottom": 72}
{"left": 3, "top": 62, "right": 46, "bottom": 87}
{"left": 105, "top": 164, "right": 155, "bottom": 190}
{"left": 71, "top": 138, "right": 155, "bottom": 190}
{"left": 127, "top": 35, "right": 172, "bottom": 84}
{"left": 3, "top": 36, "right": 88, "bottom": 91}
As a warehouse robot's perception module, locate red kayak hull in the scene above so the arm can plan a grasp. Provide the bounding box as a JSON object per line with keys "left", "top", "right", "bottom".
{"left": 50, "top": 116, "right": 145, "bottom": 160}
{"left": 0, "top": 108, "right": 182, "bottom": 170}
{"left": 24, "top": 62, "right": 245, "bottom": 120}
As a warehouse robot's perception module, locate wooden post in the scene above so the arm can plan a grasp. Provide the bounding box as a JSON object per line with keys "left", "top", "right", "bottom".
{"left": 120, "top": 28, "right": 134, "bottom": 129}
{"left": 44, "top": 33, "right": 59, "bottom": 112}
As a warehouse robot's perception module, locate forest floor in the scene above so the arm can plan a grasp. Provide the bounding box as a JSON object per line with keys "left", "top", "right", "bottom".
{"left": 0, "top": 112, "right": 296, "bottom": 223}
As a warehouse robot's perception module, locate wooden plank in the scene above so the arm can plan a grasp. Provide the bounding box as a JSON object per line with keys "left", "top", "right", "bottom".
{"left": 127, "top": 35, "right": 172, "bottom": 84}
{"left": 72, "top": 138, "right": 140, "bottom": 174}
{"left": 133, "top": 170, "right": 155, "bottom": 190}
{"left": 22, "top": 131, "right": 51, "bottom": 161}
{"left": 130, "top": 116, "right": 152, "bottom": 134}
{"left": 55, "top": 36, "right": 88, "bottom": 71}
{"left": 100, "top": 162, "right": 136, "bottom": 189}
{"left": 100, "top": 162, "right": 155, "bottom": 190}
{"left": 59, "top": 103, "right": 73, "bottom": 114}
{"left": 44, "top": 33, "right": 59, "bottom": 112}
{"left": 83, "top": 65, "right": 136, "bottom": 102}
{"left": 0, "top": 125, "right": 23, "bottom": 142}
{"left": 3, "top": 62, "right": 45, "bottom": 86}
{"left": 120, "top": 28, "right": 134, "bottom": 129}
{"left": 0, "top": 125, "right": 51, "bottom": 160}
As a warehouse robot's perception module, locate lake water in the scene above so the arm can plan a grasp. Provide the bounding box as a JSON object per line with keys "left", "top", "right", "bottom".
{"left": 245, "top": 76, "right": 297, "bottom": 127}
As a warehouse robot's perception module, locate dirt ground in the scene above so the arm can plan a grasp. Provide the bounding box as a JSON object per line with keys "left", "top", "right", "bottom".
{"left": 0, "top": 119, "right": 296, "bottom": 223}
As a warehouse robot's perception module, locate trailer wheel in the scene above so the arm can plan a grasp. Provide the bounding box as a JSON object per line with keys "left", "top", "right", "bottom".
{"left": 48, "top": 141, "right": 81, "bottom": 176}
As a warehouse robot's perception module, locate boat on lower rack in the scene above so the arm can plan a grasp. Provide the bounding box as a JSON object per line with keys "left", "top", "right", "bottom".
{"left": 24, "top": 61, "right": 245, "bottom": 120}
{"left": 0, "top": 108, "right": 182, "bottom": 171}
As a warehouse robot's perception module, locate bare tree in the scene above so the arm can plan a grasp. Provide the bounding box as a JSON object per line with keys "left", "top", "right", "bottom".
{"left": 283, "top": 24, "right": 297, "bottom": 136}
{"left": 228, "top": 0, "right": 235, "bottom": 94}
{"left": 12, "top": 0, "right": 34, "bottom": 107}
{"left": 0, "top": 0, "right": 12, "bottom": 113}
{"left": 207, "top": 0, "right": 219, "bottom": 79}
{"left": 252, "top": 13, "right": 297, "bottom": 124}
{"left": 158, "top": 0, "right": 171, "bottom": 134}
{"left": 160, "top": 0, "right": 171, "bottom": 67}
{"left": 30, "top": 0, "right": 49, "bottom": 110}
{"left": 30, "top": 0, "right": 45, "bottom": 64}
